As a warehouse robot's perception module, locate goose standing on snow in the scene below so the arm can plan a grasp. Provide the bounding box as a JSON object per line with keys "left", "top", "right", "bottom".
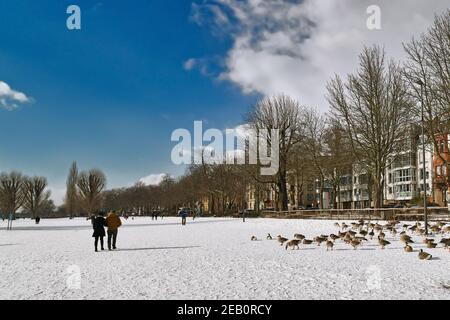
{"left": 378, "top": 236, "right": 390, "bottom": 249}
{"left": 418, "top": 249, "right": 432, "bottom": 260}
{"left": 404, "top": 245, "right": 413, "bottom": 253}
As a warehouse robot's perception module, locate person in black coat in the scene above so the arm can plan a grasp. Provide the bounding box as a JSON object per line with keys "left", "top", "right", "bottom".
{"left": 92, "top": 211, "right": 107, "bottom": 252}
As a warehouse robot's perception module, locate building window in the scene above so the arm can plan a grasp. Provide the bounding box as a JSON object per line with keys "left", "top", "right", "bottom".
{"left": 394, "top": 169, "right": 412, "bottom": 183}
{"left": 439, "top": 140, "right": 445, "bottom": 153}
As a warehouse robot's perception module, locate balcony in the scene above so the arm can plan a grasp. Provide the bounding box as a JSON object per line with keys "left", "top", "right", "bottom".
{"left": 393, "top": 191, "right": 415, "bottom": 199}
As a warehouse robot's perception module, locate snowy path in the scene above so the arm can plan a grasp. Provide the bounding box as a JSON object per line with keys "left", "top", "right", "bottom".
{"left": 0, "top": 217, "right": 449, "bottom": 300}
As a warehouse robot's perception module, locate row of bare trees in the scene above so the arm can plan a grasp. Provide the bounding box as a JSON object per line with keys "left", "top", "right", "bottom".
{"left": 102, "top": 164, "right": 250, "bottom": 216}
{"left": 0, "top": 171, "right": 53, "bottom": 219}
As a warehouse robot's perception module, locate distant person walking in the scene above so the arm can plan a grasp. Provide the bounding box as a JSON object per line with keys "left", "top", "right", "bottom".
{"left": 178, "top": 208, "right": 188, "bottom": 226}
{"left": 92, "top": 211, "right": 107, "bottom": 252}
{"left": 106, "top": 211, "right": 122, "bottom": 250}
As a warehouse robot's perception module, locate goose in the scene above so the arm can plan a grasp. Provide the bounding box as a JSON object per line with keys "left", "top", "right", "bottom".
{"left": 418, "top": 249, "right": 432, "bottom": 260}
{"left": 400, "top": 234, "right": 413, "bottom": 244}
{"left": 251, "top": 236, "right": 257, "bottom": 241}
{"left": 343, "top": 233, "right": 353, "bottom": 243}
{"left": 329, "top": 234, "right": 340, "bottom": 242}
{"left": 302, "top": 239, "right": 313, "bottom": 245}
{"left": 338, "top": 231, "right": 347, "bottom": 238}
{"left": 423, "top": 238, "right": 434, "bottom": 244}
{"left": 350, "top": 239, "right": 362, "bottom": 250}
{"left": 266, "top": 233, "right": 273, "bottom": 240}
{"left": 277, "top": 235, "right": 288, "bottom": 245}
{"left": 334, "top": 222, "right": 341, "bottom": 228}
{"left": 378, "top": 236, "right": 391, "bottom": 249}
{"left": 359, "top": 230, "right": 368, "bottom": 237}
{"left": 294, "top": 233, "right": 305, "bottom": 240}
{"left": 404, "top": 245, "right": 413, "bottom": 253}
{"left": 374, "top": 225, "right": 383, "bottom": 232}
{"left": 347, "top": 230, "right": 357, "bottom": 237}
{"left": 368, "top": 229, "right": 375, "bottom": 240}
{"left": 439, "top": 238, "right": 450, "bottom": 248}
{"left": 426, "top": 242, "right": 438, "bottom": 249}
{"left": 285, "top": 239, "right": 301, "bottom": 250}
{"left": 326, "top": 241, "right": 334, "bottom": 251}
{"left": 314, "top": 236, "right": 326, "bottom": 246}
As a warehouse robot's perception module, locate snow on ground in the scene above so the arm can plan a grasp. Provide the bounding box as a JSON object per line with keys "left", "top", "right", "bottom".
{"left": 0, "top": 217, "right": 449, "bottom": 300}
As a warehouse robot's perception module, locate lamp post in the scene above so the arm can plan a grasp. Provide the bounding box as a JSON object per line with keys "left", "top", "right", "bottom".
{"left": 416, "top": 79, "right": 428, "bottom": 235}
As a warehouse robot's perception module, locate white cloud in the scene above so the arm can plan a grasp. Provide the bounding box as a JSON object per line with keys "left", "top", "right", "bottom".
{"left": 190, "top": 2, "right": 229, "bottom": 27}
{"left": 191, "top": 0, "right": 449, "bottom": 111}
{"left": 0, "top": 81, "right": 31, "bottom": 110}
{"left": 184, "top": 58, "right": 197, "bottom": 71}
{"left": 139, "top": 173, "right": 167, "bottom": 186}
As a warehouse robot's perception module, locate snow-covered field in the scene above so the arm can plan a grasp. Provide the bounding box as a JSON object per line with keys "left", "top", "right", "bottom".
{"left": 0, "top": 217, "right": 449, "bottom": 300}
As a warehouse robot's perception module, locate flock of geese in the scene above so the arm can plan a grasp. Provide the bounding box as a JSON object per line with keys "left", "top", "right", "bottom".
{"left": 251, "top": 219, "right": 450, "bottom": 260}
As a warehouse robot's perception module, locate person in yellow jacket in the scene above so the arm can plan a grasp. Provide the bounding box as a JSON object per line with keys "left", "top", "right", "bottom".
{"left": 106, "top": 211, "right": 122, "bottom": 250}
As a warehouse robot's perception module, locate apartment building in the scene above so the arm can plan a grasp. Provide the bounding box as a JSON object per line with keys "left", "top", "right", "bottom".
{"left": 384, "top": 129, "right": 419, "bottom": 204}
{"left": 337, "top": 165, "right": 370, "bottom": 209}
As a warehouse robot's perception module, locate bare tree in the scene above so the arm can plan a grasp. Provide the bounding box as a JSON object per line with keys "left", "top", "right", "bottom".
{"left": 0, "top": 171, "right": 25, "bottom": 218}
{"left": 303, "top": 107, "right": 328, "bottom": 209}
{"left": 404, "top": 10, "right": 450, "bottom": 204}
{"left": 22, "top": 176, "right": 50, "bottom": 219}
{"left": 327, "top": 46, "right": 412, "bottom": 208}
{"left": 65, "top": 162, "right": 79, "bottom": 218}
{"left": 323, "top": 119, "right": 354, "bottom": 209}
{"left": 247, "top": 94, "right": 305, "bottom": 211}
{"left": 77, "top": 169, "right": 107, "bottom": 216}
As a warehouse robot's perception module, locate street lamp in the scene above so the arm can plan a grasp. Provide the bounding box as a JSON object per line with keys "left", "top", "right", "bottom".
{"left": 416, "top": 79, "right": 428, "bottom": 235}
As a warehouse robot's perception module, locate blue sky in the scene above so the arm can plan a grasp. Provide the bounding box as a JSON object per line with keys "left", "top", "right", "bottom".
{"left": 0, "top": 0, "right": 258, "bottom": 203}
{"left": 1, "top": 0, "right": 447, "bottom": 204}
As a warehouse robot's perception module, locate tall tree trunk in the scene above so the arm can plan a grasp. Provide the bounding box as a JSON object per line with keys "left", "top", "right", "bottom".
{"left": 278, "top": 171, "right": 288, "bottom": 211}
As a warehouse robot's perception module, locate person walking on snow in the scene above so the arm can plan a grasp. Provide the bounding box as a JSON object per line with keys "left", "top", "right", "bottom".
{"left": 106, "top": 210, "right": 122, "bottom": 250}
{"left": 92, "top": 211, "right": 107, "bottom": 252}
{"left": 178, "top": 208, "right": 188, "bottom": 226}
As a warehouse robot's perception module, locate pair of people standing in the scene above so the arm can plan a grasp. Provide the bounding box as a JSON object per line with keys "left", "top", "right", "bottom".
{"left": 92, "top": 211, "right": 122, "bottom": 252}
